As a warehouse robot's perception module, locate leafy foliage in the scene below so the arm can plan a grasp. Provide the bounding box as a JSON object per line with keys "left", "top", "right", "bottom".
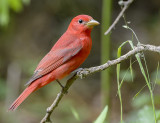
{"left": 71, "top": 106, "right": 80, "bottom": 121}
{"left": 0, "top": 0, "right": 30, "bottom": 26}
{"left": 94, "top": 105, "right": 108, "bottom": 123}
{"left": 128, "top": 106, "right": 160, "bottom": 123}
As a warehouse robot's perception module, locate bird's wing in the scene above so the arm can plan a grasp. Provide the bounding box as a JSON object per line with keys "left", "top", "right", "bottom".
{"left": 25, "top": 40, "right": 82, "bottom": 86}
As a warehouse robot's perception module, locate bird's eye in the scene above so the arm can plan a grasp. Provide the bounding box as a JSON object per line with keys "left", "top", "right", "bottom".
{"left": 78, "top": 19, "right": 83, "bottom": 24}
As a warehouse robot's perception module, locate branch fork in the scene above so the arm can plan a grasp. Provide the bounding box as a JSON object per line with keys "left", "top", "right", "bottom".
{"left": 40, "top": 0, "right": 160, "bottom": 122}
{"left": 40, "top": 44, "right": 160, "bottom": 123}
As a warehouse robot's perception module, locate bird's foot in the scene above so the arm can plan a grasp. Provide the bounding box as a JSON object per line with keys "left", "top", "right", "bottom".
{"left": 56, "top": 79, "right": 68, "bottom": 94}
{"left": 71, "top": 68, "right": 83, "bottom": 74}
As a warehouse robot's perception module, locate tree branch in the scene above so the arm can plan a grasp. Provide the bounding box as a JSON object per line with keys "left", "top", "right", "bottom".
{"left": 40, "top": 0, "right": 159, "bottom": 122}
{"left": 40, "top": 74, "right": 78, "bottom": 123}
{"left": 104, "top": 0, "right": 134, "bottom": 35}
{"left": 40, "top": 44, "right": 160, "bottom": 123}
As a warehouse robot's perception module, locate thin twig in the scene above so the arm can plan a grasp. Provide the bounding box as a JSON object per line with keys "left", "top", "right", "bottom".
{"left": 104, "top": 0, "right": 134, "bottom": 35}
{"left": 40, "top": 44, "right": 160, "bottom": 123}
{"left": 40, "top": 74, "right": 78, "bottom": 123}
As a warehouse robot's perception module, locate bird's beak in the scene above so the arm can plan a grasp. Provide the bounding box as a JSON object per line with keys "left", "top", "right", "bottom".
{"left": 86, "top": 19, "right": 100, "bottom": 28}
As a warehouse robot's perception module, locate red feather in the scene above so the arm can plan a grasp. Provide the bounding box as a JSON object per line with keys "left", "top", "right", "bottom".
{"left": 9, "top": 15, "right": 99, "bottom": 111}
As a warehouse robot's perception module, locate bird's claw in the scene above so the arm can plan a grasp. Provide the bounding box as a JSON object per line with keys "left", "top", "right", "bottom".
{"left": 71, "top": 68, "right": 83, "bottom": 74}
{"left": 56, "top": 79, "right": 68, "bottom": 94}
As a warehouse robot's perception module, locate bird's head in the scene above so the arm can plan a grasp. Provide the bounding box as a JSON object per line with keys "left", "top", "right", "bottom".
{"left": 68, "top": 15, "right": 99, "bottom": 34}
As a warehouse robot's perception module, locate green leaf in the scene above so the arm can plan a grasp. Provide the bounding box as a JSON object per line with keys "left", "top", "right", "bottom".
{"left": 119, "top": 70, "right": 135, "bottom": 82}
{"left": 151, "top": 62, "right": 160, "bottom": 86}
{"left": 71, "top": 106, "right": 80, "bottom": 121}
{"left": 0, "top": 0, "right": 9, "bottom": 26}
{"left": 0, "top": 0, "right": 30, "bottom": 26}
{"left": 9, "top": 0, "right": 22, "bottom": 12}
{"left": 22, "top": 0, "right": 30, "bottom": 5}
{"left": 128, "top": 35, "right": 157, "bottom": 123}
{"left": 116, "top": 40, "right": 130, "bottom": 123}
{"left": 132, "top": 92, "right": 150, "bottom": 108}
{"left": 122, "top": 25, "right": 128, "bottom": 29}
{"left": 128, "top": 106, "right": 160, "bottom": 123}
{"left": 137, "top": 106, "right": 158, "bottom": 123}
{"left": 156, "top": 110, "right": 160, "bottom": 121}
{"left": 138, "top": 106, "right": 155, "bottom": 123}
{"left": 94, "top": 105, "right": 108, "bottom": 123}
{"left": 130, "top": 58, "right": 134, "bottom": 82}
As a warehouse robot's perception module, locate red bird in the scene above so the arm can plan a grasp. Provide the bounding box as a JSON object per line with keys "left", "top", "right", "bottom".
{"left": 9, "top": 15, "right": 99, "bottom": 111}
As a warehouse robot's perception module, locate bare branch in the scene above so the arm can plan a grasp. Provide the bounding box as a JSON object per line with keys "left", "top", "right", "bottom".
{"left": 104, "top": 0, "right": 134, "bottom": 35}
{"left": 40, "top": 74, "right": 78, "bottom": 123}
{"left": 40, "top": 44, "right": 160, "bottom": 123}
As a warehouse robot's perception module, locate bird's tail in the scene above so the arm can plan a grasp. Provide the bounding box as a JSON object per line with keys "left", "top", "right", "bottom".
{"left": 8, "top": 85, "right": 37, "bottom": 111}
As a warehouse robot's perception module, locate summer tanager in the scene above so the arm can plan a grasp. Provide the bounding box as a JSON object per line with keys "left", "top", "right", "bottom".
{"left": 9, "top": 15, "right": 99, "bottom": 111}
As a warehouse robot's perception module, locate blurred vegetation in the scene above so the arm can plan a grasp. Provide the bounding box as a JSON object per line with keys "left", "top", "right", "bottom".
{"left": 0, "top": 0, "right": 160, "bottom": 123}
{"left": 101, "top": 0, "right": 112, "bottom": 108}
{"left": 0, "top": 0, "right": 30, "bottom": 26}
